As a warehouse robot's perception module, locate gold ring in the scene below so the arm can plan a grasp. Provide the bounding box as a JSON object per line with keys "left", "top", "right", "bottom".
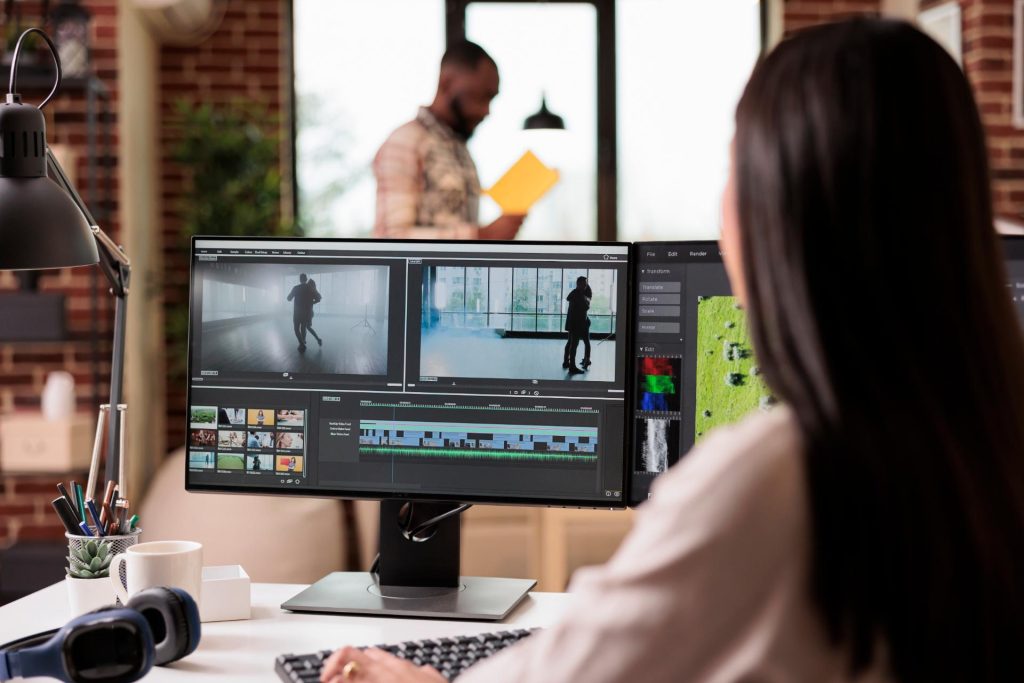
{"left": 342, "top": 660, "right": 361, "bottom": 680}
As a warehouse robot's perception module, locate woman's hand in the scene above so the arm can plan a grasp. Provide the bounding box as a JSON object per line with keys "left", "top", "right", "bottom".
{"left": 320, "top": 647, "right": 448, "bottom": 683}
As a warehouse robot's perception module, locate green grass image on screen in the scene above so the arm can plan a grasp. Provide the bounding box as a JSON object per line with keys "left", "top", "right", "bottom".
{"left": 190, "top": 407, "right": 215, "bottom": 425}
{"left": 694, "top": 296, "right": 772, "bottom": 441}
{"left": 216, "top": 454, "right": 245, "bottom": 470}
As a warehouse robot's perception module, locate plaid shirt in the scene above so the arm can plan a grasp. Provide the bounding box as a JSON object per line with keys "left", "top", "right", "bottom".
{"left": 373, "top": 107, "right": 481, "bottom": 239}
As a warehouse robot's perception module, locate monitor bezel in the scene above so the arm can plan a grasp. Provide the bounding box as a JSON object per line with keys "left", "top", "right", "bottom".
{"left": 184, "top": 234, "right": 633, "bottom": 510}
{"left": 627, "top": 240, "right": 722, "bottom": 506}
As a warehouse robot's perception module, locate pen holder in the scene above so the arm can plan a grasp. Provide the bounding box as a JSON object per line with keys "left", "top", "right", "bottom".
{"left": 66, "top": 528, "right": 141, "bottom": 608}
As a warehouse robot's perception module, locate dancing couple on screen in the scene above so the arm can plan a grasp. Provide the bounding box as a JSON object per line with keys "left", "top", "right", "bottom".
{"left": 564, "top": 276, "right": 592, "bottom": 376}
{"left": 287, "top": 273, "right": 323, "bottom": 352}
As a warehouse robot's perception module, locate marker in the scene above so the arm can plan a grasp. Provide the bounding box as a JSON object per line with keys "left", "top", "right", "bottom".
{"left": 128, "top": 515, "right": 139, "bottom": 531}
{"left": 86, "top": 500, "right": 105, "bottom": 537}
{"left": 78, "top": 521, "right": 94, "bottom": 537}
{"left": 73, "top": 482, "right": 86, "bottom": 523}
{"left": 102, "top": 481, "right": 117, "bottom": 523}
{"left": 56, "top": 483, "right": 76, "bottom": 514}
{"left": 51, "top": 497, "right": 80, "bottom": 534}
{"left": 101, "top": 503, "right": 115, "bottom": 535}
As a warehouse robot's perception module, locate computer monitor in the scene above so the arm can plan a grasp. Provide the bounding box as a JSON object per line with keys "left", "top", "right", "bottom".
{"left": 185, "top": 236, "right": 632, "bottom": 618}
{"left": 628, "top": 236, "right": 1024, "bottom": 505}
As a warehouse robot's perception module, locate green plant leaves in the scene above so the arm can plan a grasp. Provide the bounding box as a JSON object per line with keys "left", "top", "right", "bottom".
{"left": 166, "top": 99, "right": 300, "bottom": 381}
{"left": 68, "top": 540, "right": 113, "bottom": 578}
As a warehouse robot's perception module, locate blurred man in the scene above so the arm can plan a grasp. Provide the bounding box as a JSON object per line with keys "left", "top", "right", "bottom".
{"left": 373, "top": 41, "right": 525, "bottom": 240}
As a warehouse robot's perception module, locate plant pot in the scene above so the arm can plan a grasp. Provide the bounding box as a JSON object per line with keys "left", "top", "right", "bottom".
{"left": 66, "top": 576, "right": 116, "bottom": 617}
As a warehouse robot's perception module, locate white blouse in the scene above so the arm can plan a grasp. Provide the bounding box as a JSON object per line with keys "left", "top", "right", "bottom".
{"left": 459, "top": 406, "right": 892, "bottom": 683}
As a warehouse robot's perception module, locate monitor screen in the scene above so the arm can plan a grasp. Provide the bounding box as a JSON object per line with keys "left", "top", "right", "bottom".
{"left": 186, "top": 237, "right": 631, "bottom": 507}
{"left": 628, "top": 236, "right": 1024, "bottom": 505}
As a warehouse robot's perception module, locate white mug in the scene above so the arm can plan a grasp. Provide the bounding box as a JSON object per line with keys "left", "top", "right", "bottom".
{"left": 109, "top": 540, "right": 203, "bottom": 605}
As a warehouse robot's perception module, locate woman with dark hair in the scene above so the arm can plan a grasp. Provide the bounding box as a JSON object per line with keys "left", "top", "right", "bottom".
{"left": 321, "top": 19, "right": 1024, "bottom": 683}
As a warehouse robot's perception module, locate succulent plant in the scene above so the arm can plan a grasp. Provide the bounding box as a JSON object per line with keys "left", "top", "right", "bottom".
{"left": 67, "top": 540, "right": 114, "bottom": 579}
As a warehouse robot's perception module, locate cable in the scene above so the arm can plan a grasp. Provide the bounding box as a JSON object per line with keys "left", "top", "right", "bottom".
{"left": 8, "top": 28, "right": 62, "bottom": 110}
{"left": 369, "top": 502, "right": 474, "bottom": 575}
{"left": 405, "top": 503, "right": 472, "bottom": 541}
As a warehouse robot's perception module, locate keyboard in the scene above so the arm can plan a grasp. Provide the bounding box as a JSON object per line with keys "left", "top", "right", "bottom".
{"left": 275, "top": 628, "right": 538, "bottom": 682}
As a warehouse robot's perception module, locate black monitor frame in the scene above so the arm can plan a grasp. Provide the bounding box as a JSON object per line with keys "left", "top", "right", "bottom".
{"left": 184, "top": 234, "right": 633, "bottom": 511}
{"left": 626, "top": 235, "right": 1024, "bottom": 506}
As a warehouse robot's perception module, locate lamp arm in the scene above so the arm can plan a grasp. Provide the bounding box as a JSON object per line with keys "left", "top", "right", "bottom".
{"left": 45, "top": 145, "right": 130, "bottom": 485}
{"left": 45, "top": 147, "right": 130, "bottom": 297}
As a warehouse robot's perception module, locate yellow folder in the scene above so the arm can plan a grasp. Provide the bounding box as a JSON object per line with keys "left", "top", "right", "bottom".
{"left": 484, "top": 150, "right": 560, "bottom": 215}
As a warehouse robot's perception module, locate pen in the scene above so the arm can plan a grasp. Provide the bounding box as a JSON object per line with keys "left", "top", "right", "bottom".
{"left": 72, "top": 482, "right": 85, "bottom": 523}
{"left": 56, "top": 483, "right": 76, "bottom": 513}
{"left": 117, "top": 405, "right": 127, "bottom": 502}
{"left": 104, "top": 503, "right": 117, "bottom": 534}
{"left": 102, "top": 481, "right": 116, "bottom": 521}
{"left": 86, "top": 405, "right": 107, "bottom": 502}
{"left": 51, "top": 497, "right": 80, "bottom": 534}
{"left": 86, "top": 499, "right": 105, "bottom": 537}
{"left": 78, "top": 521, "right": 94, "bottom": 537}
{"left": 108, "top": 489, "right": 119, "bottom": 521}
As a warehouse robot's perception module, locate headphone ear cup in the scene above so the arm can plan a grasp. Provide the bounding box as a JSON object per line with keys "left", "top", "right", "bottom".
{"left": 126, "top": 587, "right": 199, "bottom": 665}
{"left": 165, "top": 587, "right": 201, "bottom": 659}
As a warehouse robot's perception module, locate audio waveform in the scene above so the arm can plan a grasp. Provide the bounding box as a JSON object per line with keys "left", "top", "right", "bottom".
{"left": 359, "top": 446, "right": 597, "bottom": 463}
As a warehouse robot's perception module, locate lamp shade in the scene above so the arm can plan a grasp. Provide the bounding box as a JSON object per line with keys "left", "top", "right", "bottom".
{"left": 0, "top": 94, "right": 98, "bottom": 270}
{"left": 0, "top": 175, "right": 99, "bottom": 270}
{"left": 523, "top": 96, "right": 565, "bottom": 131}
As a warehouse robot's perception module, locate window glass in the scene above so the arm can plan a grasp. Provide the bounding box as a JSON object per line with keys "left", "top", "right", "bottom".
{"left": 588, "top": 269, "right": 616, "bottom": 334}
{"left": 488, "top": 267, "right": 513, "bottom": 329}
{"left": 465, "top": 267, "right": 488, "bottom": 328}
{"left": 436, "top": 266, "right": 466, "bottom": 327}
{"left": 294, "top": 1, "right": 445, "bottom": 236}
{"left": 467, "top": 3, "right": 597, "bottom": 241}
{"left": 617, "top": 0, "right": 760, "bottom": 241}
{"left": 512, "top": 267, "right": 538, "bottom": 331}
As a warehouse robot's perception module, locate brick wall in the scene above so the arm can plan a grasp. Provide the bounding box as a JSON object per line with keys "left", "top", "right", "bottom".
{"left": 0, "top": 0, "right": 289, "bottom": 547}
{"left": 784, "top": 0, "right": 1024, "bottom": 222}
{"left": 783, "top": 0, "right": 882, "bottom": 36}
{"left": 0, "top": 0, "right": 119, "bottom": 545}
{"left": 159, "top": 0, "right": 289, "bottom": 453}
{"left": 958, "top": 0, "right": 1023, "bottom": 221}
{"left": 0, "top": 471, "right": 88, "bottom": 545}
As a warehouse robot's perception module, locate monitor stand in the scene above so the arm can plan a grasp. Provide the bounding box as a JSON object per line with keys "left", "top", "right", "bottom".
{"left": 280, "top": 500, "right": 537, "bottom": 621}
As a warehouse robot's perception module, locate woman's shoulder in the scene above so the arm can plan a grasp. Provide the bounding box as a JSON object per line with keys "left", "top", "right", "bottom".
{"left": 650, "top": 406, "right": 805, "bottom": 533}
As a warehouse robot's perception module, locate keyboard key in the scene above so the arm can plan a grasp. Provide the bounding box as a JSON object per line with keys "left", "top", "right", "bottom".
{"left": 275, "top": 628, "right": 539, "bottom": 682}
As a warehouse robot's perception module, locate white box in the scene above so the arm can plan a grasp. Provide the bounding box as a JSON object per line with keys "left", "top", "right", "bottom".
{"left": 0, "top": 413, "right": 93, "bottom": 472}
{"left": 200, "top": 565, "right": 251, "bottom": 622}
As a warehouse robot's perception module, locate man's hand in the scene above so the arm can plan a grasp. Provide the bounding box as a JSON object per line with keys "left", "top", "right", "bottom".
{"left": 480, "top": 214, "right": 526, "bottom": 240}
{"left": 320, "top": 647, "right": 447, "bottom": 683}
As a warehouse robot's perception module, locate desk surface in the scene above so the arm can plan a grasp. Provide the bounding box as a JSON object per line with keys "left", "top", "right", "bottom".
{"left": 0, "top": 582, "right": 570, "bottom": 681}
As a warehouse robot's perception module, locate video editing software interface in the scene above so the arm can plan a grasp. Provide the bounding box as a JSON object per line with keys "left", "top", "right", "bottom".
{"left": 186, "top": 238, "right": 630, "bottom": 506}
{"left": 629, "top": 237, "right": 1024, "bottom": 504}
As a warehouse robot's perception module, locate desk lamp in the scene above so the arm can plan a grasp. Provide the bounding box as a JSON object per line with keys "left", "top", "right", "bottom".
{"left": 0, "top": 28, "right": 130, "bottom": 485}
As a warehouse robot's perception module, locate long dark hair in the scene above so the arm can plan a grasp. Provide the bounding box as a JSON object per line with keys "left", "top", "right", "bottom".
{"left": 734, "top": 19, "right": 1024, "bottom": 682}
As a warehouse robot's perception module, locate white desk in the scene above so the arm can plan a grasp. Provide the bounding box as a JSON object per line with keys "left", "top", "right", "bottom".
{"left": 0, "top": 582, "right": 570, "bottom": 681}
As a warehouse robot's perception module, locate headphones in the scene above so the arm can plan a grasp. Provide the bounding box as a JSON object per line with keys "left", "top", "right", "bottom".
{"left": 0, "top": 586, "right": 201, "bottom": 683}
